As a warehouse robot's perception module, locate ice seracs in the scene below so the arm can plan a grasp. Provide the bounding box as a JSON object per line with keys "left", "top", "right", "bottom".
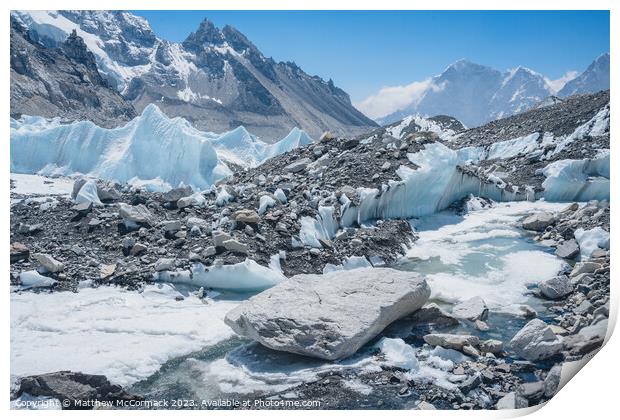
{"left": 11, "top": 105, "right": 313, "bottom": 192}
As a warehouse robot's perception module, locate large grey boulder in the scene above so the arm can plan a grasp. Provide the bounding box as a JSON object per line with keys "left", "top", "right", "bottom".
{"left": 225, "top": 267, "right": 430, "bottom": 360}
{"left": 539, "top": 275, "right": 573, "bottom": 299}
{"left": 509, "top": 319, "right": 563, "bottom": 361}
{"left": 522, "top": 213, "right": 555, "bottom": 231}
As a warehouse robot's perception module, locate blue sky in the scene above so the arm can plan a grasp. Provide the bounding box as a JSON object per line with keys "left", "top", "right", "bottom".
{"left": 134, "top": 10, "right": 609, "bottom": 107}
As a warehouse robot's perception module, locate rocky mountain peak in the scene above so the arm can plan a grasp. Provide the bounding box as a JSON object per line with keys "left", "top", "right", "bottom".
{"left": 222, "top": 24, "right": 256, "bottom": 53}
{"left": 182, "top": 19, "right": 225, "bottom": 51}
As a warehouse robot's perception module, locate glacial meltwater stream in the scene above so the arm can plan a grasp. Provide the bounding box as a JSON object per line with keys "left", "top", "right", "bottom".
{"left": 124, "top": 200, "right": 570, "bottom": 407}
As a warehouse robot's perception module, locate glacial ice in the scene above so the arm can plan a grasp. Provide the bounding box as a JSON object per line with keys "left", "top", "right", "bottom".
{"left": 299, "top": 206, "right": 339, "bottom": 248}
{"left": 18, "top": 271, "right": 57, "bottom": 289}
{"left": 11, "top": 105, "right": 313, "bottom": 191}
{"left": 154, "top": 260, "right": 285, "bottom": 292}
{"left": 375, "top": 338, "right": 420, "bottom": 371}
{"left": 258, "top": 195, "right": 277, "bottom": 215}
{"left": 574, "top": 227, "right": 610, "bottom": 258}
{"left": 323, "top": 256, "right": 372, "bottom": 274}
{"left": 74, "top": 180, "right": 102, "bottom": 205}
{"left": 10, "top": 284, "right": 240, "bottom": 386}
{"left": 542, "top": 152, "right": 610, "bottom": 202}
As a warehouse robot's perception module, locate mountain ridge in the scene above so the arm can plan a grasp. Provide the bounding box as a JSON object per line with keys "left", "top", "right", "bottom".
{"left": 11, "top": 10, "right": 377, "bottom": 141}
{"left": 376, "top": 55, "right": 609, "bottom": 128}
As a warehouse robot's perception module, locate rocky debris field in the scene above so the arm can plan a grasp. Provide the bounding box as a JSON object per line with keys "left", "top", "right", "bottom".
{"left": 10, "top": 135, "right": 420, "bottom": 291}
{"left": 451, "top": 91, "right": 610, "bottom": 147}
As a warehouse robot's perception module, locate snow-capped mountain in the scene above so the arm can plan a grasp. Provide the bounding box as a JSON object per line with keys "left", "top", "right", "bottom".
{"left": 558, "top": 53, "right": 610, "bottom": 97}
{"left": 378, "top": 60, "right": 555, "bottom": 127}
{"left": 10, "top": 10, "right": 377, "bottom": 140}
{"left": 10, "top": 17, "right": 136, "bottom": 127}
{"left": 366, "top": 114, "right": 465, "bottom": 142}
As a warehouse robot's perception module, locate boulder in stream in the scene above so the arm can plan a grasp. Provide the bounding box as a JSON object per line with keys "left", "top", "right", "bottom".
{"left": 225, "top": 267, "right": 430, "bottom": 360}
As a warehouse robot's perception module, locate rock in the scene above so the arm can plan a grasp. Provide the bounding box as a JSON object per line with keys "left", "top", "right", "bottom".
{"left": 509, "top": 319, "right": 563, "bottom": 361}
{"left": 71, "top": 178, "right": 87, "bottom": 199}
{"left": 409, "top": 303, "right": 459, "bottom": 326}
{"left": 203, "top": 246, "right": 217, "bottom": 257}
{"left": 70, "top": 201, "right": 93, "bottom": 220}
{"left": 16, "top": 371, "right": 142, "bottom": 409}
{"left": 539, "top": 275, "right": 573, "bottom": 299}
{"left": 480, "top": 339, "right": 503, "bottom": 354}
{"left": 416, "top": 401, "right": 436, "bottom": 410}
{"left": 423, "top": 333, "right": 479, "bottom": 351}
{"left": 213, "top": 231, "right": 232, "bottom": 248}
{"left": 186, "top": 217, "right": 210, "bottom": 232}
{"left": 590, "top": 248, "right": 608, "bottom": 259}
{"left": 17, "top": 223, "right": 43, "bottom": 235}
{"left": 452, "top": 296, "right": 488, "bottom": 321}
{"left": 520, "top": 381, "right": 544, "bottom": 400}
{"left": 561, "top": 203, "right": 579, "bottom": 213}
{"left": 232, "top": 209, "right": 260, "bottom": 224}
{"left": 555, "top": 239, "right": 579, "bottom": 259}
{"left": 154, "top": 258, "right": 175, "bottom": 272}
{"left": 175, "top": 196, "right": 192, "bottom": 209}
{"left": 225, "top": 268, "right": 430, "bottom": 360}
{"left": 32, "top": 253, "right": 64, "bottom": 273}
{"left": 96, "top": 184, "right": 121, "bottom": 202}
{"left": 99, "top": 263, "right": 116, "bottom": 279}
{"left": 162, "top": 185, "right": 192, "bottom": 202}
{"left": 474, "top": 320, "right": 490, "bottom": 331}
{"left": 161, "top": 220, "right": 181, "bottom": 232}
{"left": 319, "top": 131, "right": 335, "bottom": 142}
{"left": 10, "top": 242, "right": 29, "bottom": 263}
{"left": 119, "top": 203, "right": 154, "bottom": 226}
{"left": 121, "top": 238, "right": 135, "bottom": 256}
{"left": 522, "top": 213, "right": 555, "bottom": 231}
{"left": 462, "top": 345, "right": 480, "bottom": 358}
{"left": 458, "top": 372, "right": 482, "bottom": 393}
{"left": 284, "top": 158, "right": 311, "bottom": 173}
{"left": 495, "top": 392, "right": 528, "bottom": 409}
{"left": 130, "top": 243, "right": 147, "bottom": 256}
{"left": 516, "top": 305, "right": 538, "bottom": 318}
{"left": 341, "top": 138, "right": 358, "bottom": 149}
{"left": 543, "top": 364, "right": 562, "bottom": 397}
{"left": 222, "top": 239, "right": 249, "bottom": 254}
{"left": 570, "top": 261, "right": 602, "bottom": 277}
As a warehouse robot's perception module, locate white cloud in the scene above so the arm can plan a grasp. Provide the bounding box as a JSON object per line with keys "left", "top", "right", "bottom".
{"left": 354, "top": 79, "right": 439, "bottom": 120}
{"left": 545, "top": 70, "right": 579, "bottom": 93}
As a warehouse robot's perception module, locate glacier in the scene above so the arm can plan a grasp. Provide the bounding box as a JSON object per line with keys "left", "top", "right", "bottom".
{"left": 298, "top": 130, "right": 608, "bottom": 247}
{"left": 10, "top": 104, "right": 313, "bottom": 191}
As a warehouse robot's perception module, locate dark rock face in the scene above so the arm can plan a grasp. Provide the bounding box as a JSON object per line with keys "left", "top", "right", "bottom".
{"left": 10, "top": 18, "right": 136, "bottom": 127}
{"left": 12, "top": 11, "right": 377, "bottom": 141}
{"left": 16, "top": 371, "right": 142, "bottom": 409}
